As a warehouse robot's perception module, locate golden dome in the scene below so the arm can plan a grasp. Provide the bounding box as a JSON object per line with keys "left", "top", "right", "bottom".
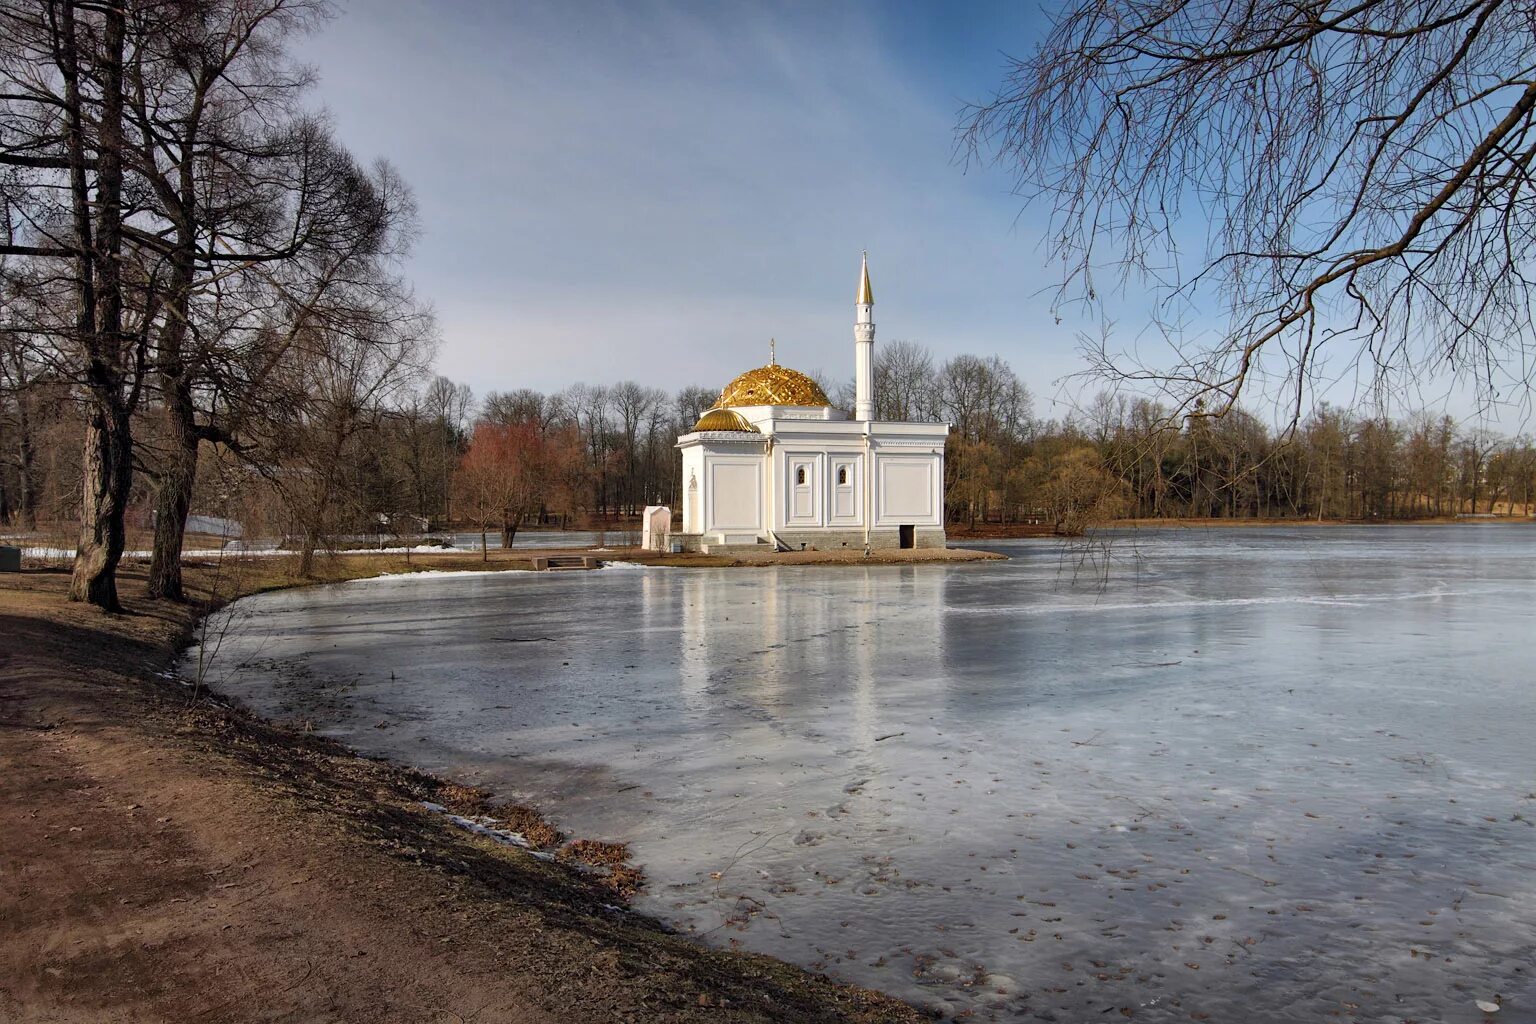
{"left": 714, "top": 363, "right": 830, "bottom": 409}
{"left": 693, "top": 408, "right": 759, "bottom": 433}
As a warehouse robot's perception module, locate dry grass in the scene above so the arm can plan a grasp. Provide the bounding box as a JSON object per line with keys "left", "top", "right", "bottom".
{"left": 559, "top": 840, "right": 646, "bottom": 899}
{"left": 560, "top": 838, "right": 632, "bottom": 868}
{"left": 498, "top": 803, "right": 565, "bottom": 849}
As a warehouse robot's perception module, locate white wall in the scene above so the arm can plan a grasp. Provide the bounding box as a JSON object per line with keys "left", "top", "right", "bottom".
{"left": 707, "top": 457, "right": 762, "bottom": 533}
{"left": 681, "top": 447, "right": 704, "bottom": 534}
{"left": 772, "top": 443, "right": 869, "bottom": 531}
{"left": 874, "top": 453, "right": 941, "bottom": 526}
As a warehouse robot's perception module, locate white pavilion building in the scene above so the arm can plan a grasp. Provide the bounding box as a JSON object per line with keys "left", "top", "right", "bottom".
{"left": 677, "top": 256, "right": 949, "bottom": 554}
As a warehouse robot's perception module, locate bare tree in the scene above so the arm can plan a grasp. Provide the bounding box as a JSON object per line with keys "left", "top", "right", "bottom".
{"left": 939, "top": 354, "right": 1032, "bottom": 444}
{"left": 674, "top": 385, "right": 715, "bottom": 428}
{"left": 1, "top": 0, "right": 147, "bottom": 609}
{"left": 482, "top": 388, "right": 556, "bottom": 430}
{"left": 1456, "top": 425, "right": 1504, "bottom": 513}
{"left": 963, "top": 1, "right": 1536, "bottom": 426}
{"left": 424, "top": 374, "right": 472, "bottom": 524}
{"left": 874, "top": 340, "right": 937, "bottom": 421}
{"left": 116, "top": 0, "right": 426, "bottom": 600}
{"left": 262, "top": 272, "right": 431, "bottom": 575}
{"left": 608, "top": 380, "right": 665, "bottom": 514}
{"left": 394, "top": 375, "right": 470, "bottom": 526}
{"left": 1, "top": 0, "right": 416, "bottom": 606}
{"left": 1039, "top": 446, "right": 1130, "bottom": 536}
{"left": 0, "top": 312, "right": 46, "bottom": 528}
{"left": 455, "top": 419, "right": 581, "bottom": 556}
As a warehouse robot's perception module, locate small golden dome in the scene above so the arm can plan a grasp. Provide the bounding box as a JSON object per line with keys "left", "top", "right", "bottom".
{"left": 714, "top": 364, "right": 830, "bottom": 409}
{"left": 693, "top": 408, "right": 758, "bottom": 433}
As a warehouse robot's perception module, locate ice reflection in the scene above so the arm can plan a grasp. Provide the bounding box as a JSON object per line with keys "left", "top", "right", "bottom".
{"left": 195, "top": 526, "right": 1536, "bottom": 1022}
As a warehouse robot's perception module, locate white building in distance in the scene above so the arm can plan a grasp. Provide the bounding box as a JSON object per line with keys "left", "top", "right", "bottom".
{"left": 677, "top": 256, "right": 949, "bottom": 554}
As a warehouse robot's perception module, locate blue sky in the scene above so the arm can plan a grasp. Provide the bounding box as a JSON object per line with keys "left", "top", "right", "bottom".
{"left": 296, "top": 2, "right": 1090, "bottom": 406}
{"left": 297, "top": 1, "right": 1516, "bottom": 429}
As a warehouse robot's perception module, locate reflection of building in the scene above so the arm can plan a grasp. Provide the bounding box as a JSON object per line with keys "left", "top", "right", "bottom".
{"left": 676, "top": 256, "right": 950, "bottom": 554}
{"left": 672, "top": 563, "right": 949, "bottom": 755}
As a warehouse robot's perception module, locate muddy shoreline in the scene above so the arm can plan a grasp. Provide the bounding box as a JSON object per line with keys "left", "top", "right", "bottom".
{"left": 0, "top": 555, "right": 925, "bottom": 1023}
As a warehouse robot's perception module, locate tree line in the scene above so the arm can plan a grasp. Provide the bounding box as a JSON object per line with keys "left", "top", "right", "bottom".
{"left": 866, "top": 341, "right": 1535, "bottom": 532}
{"left": 0, "top": 0, "right": 427, "bottom": 606}
{"left": 13, "top": 319, "right": 1529, "bottom": 580}
{"left": 4, "top": 3, "right": 1532, "bottom": 611}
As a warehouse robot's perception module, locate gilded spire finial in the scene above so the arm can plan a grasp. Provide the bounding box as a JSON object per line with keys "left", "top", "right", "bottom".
{"left": 769, "top": 337, "right": 776, "bottom": 365}
{"left": 857, "top": 252, "right": 873, "bottom": 305}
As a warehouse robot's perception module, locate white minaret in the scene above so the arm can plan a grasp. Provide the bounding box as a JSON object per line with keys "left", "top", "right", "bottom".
{"left": 854, "top": 252, "right": 875, "bottom": 421}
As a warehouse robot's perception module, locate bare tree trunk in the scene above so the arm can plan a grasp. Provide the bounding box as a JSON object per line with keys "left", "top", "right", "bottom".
{"left": 147, "top": 375, "right": 197, "bottom": 599}
{"left": 146, "top": 225, "right": 197, "bottom": 600}
{"left": 144, "top": 89, "right": 202, "bottom": 599}
{"left": 66, "top": 1, "right": 133, "bottom": 611}
{"left": 13, "top": 397, "right": 37, "bottom": 530}
{"left": 0, "top": 341, "right": 41, "bottom": 528}
{"left": 72, "top": 400, "right": 132, "bottom": 608}
{"left": 299, "top": 520, "right": 321, "bottom": 577}
{"left": 297, "top": 470, "right": 338, "bottom": 578}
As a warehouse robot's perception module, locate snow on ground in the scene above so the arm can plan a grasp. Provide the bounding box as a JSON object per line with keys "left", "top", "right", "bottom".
{"left": 12, "top": 543, "right": 566, "bottom": 560}
{"left": 418, "top": 802, "right": 553, "bottom": 859}
{"left": 346, "top": 568, "right": 521, "bottom": 583}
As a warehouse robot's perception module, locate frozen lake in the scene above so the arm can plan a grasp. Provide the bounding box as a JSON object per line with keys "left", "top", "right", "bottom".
{"left": 193, "top": 525, "right": 1536, "bottom": 1022}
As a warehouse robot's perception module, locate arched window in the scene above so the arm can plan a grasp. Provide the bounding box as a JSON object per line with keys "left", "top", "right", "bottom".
{"left": 837, "top": 467, "right": 848, "bottom": 485}
{"left": 796, "top": 467, "right": 807, "bottom": 485}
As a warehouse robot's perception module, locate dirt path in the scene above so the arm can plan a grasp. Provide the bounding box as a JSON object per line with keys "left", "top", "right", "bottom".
{"left": 0, "top": 561, "right": 923, "bottom": 1024}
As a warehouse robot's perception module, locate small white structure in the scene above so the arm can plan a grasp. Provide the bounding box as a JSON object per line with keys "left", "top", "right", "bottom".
{"left": 641, "top": 505, "right": 673, "bottom": 551}
{"left": 677, "top": 256, "right": 949, "bottom": 554}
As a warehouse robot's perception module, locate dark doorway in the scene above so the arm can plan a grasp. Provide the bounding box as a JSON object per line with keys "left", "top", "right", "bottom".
{"left": 899, "top": 524, "right": 915, "bottom": 549}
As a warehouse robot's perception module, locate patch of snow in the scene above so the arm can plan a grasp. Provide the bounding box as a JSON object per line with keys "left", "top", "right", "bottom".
{"left": 17, "top": 543, "right": 459, "bottom": 560}
{"left": 343, "top": 544, "right": 462, "bottom": 555}
{"left": 348, "top": 569, "right": 514, "bottom": 583}
{"left": 419, "top": 801, "right": 535, "bottom": 849}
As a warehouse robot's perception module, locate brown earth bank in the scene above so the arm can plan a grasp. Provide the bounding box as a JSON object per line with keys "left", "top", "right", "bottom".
{"left": 945, "top": 522, "right": 1058, "bottom": 540}
{"left": 945, "top": 514, "right": 1536, "bottom": 538}
{"left": 1104, "top": 514, "right": 1536, "bottom": 529}
{"left": 0, "top": 555, "right": 927, "bottom": 1024}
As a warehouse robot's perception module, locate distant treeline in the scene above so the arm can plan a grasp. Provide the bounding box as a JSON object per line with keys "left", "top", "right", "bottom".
{"left": 981, "top": 395, "right": 1535, "bottom": 528}
{"left": 863, "top": 341, "right": 1536, "bottom": 530}
{"left": 5, "top": 341, "right": 1531, "bottom": 551}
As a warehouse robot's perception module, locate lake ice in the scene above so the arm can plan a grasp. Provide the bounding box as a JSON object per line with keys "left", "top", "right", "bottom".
{"left": 192, "top": 525, "right": 1536, "bottom": 1022}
